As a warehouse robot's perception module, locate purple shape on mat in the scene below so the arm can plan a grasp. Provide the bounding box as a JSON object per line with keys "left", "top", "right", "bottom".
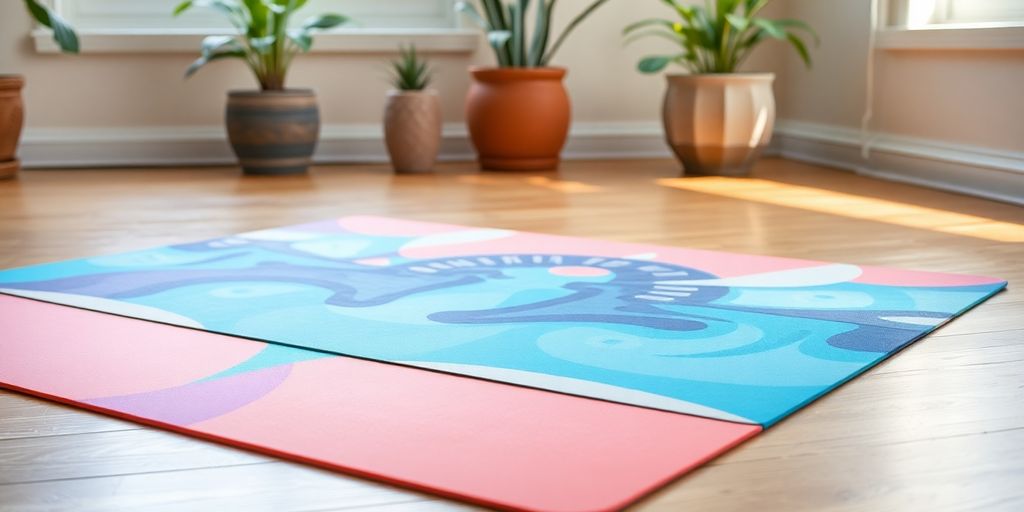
{"left": 85, "top": 364, "right": 292, "bottom": 425}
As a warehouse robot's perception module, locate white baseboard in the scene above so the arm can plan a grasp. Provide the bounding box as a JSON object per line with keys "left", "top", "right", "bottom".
{"left": 19, "top": 119, "right": 1023, "bottom": 205}
{"left": 772, "top": 120, "right": 1024, "bottom": 206}
{"left": 19, "top": 121, "right": 671, "bottom": 169}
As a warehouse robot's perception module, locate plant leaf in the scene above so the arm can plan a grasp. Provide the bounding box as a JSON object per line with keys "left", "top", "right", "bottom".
{"left": 775, "top": 18, "right": 820, "bottom": 44}
{"left": 185, "top": 48, "right": 246, "bottom": 78}
{"left": 249, "top": 35, "right": 277, "bottom": 53}
{"left": 725, "top": 13, "right": 748, "bottom": 31}
{"left": 623, "top": 18, "right": 674, "bottom": 35}
{"left": 786, "top": 32, "right": 812, "bottom": 68}
{"left": 752, "top": 18, "right": 786, "bottom": 39}
{"left": 260, "top": 0, "right": 286, "bottom": 14}
{"left": 480, "top": 0, "right": 508, "bottom": 30}
{"left": 455, "top": 1, "right": 490, "bottom": 29}
{"left": 201, "top": 35, "right": 235, "bottom": 56}
{"left": 24, "top": 0, "right": 79, "bottom": 53}
{"left": 637, "top": 55, "right": 673, "bottom": 73}
{"left": 543, "top": 0, "right": 612, "bottom": 64}
{"left": 509, "top": 0, "right": 527, "bottom": 66}
{"left": 173, "top": 0, "right": 194, "bottom": 16}
{"left": 301, "top": 13, "right": 348, "bottom": 30}
{"left": 488, "top": 30, "right": 513, "bottom": 48}
{"left": 528, "top": 0, "right": 554, "bottom": 66}
{"left": 623, "top": 28, "right": 684, "bottom": 47}
{"left": 286, "top": 28, "right": 312, "bottom": 51}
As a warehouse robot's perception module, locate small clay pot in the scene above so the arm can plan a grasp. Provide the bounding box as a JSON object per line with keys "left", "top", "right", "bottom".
{"left": 384, "top": 90, "right": 442, "bottom": 173}
{"left": 465, "top": 67, "right": 570, "bottom": 171}
{"left": 663, "top": 73, "right": 775, "bottom": 176}
{"left": 226, "top": 89, "right": 320, "bottom": 175}
{"left": 0, "top": 75, "right": 26, "bottom": 179}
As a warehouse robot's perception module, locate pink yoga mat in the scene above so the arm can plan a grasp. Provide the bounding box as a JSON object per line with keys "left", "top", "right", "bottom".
{"left": 0, "top": 294, "right": 760, "bottom": 511}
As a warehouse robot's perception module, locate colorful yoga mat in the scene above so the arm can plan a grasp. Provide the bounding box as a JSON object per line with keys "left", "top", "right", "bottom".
{"left": 0, "top": 216, "right": 1006, "bottom": 511}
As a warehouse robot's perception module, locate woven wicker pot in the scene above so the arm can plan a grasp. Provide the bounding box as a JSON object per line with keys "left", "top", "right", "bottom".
{"left": 0, "top": 75, "right": 25, "bottom": 179}
{"left": 226, "top": 89, "right": 320, "bottom": 175}
{"left": 663, "top": 73, "right": 775, "bottom": 176}
{"left": 384, "top": 90, "right": 442, "bottom": 173}
{"left": 465, "top": 67, "right": 570, "bottom": 171}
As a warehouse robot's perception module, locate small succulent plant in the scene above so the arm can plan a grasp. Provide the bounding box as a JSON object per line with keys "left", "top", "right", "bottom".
{"left": 390, "top": 44, "right": 432, "bottom": 91}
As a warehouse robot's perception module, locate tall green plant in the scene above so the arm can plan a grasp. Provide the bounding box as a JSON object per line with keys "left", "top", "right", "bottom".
{"left": 174, "top": 0, "right": 349, "bottom": 90}
{"left": 456, "top": 0, "right": 613, "bottom": 67}
{"left": 23, "top": 0, "right": 79, "bottom": 53}
{"left": 624, "top": 0, "right": 817, "bottom": 74}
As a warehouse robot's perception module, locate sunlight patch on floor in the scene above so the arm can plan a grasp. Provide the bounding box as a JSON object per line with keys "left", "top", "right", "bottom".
{"left": 657, "top": 177, "right": 1024, "bottom": 243}
{"left": 458, "top": 175, "right": 603, "bottom": 193}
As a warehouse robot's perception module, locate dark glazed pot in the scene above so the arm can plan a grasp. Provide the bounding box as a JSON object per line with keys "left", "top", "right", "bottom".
{"left": 0, "top": 75, "right": 25, "bottom": 179}
{"left": 465, "top": 67, "right": 570, "bottom": 171}
{"left": 226, "top": 89, "right": 320, "bottom": 175}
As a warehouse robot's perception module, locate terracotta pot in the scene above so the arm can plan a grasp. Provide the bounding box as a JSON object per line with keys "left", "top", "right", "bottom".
{"left": 465, "top": 67, "right": 570, "bottom": 171}
{"left": 384, "top": 90, "right": 442, "bottom": 173}
{"left": 0, "top": 75, "right": 25, "bottom": 179}
{"left": 226, "top": 89, "right": 320, "bottom": 175}
{"left": 663, "top": 73, "right": 775, "bottom": 176}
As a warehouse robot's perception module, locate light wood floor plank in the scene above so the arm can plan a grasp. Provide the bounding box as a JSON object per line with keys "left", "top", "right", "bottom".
{"left": 642, "top": 427, "right": 1024, "bottom": 512}
{"left": 0, "top": 394, "right": 141, "bottom": 441}
{"left": 0, "top": 429, "right": 269, "bottom": 485}
{"left": 0, "top": 462, "right": 444, "bottom": 512}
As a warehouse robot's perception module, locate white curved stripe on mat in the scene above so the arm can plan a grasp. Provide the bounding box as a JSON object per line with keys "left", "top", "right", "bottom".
{"left": 0, "top": 289, "right": 205, "bottom": 329}
{"left": 879, "top": 315, "right": 945, "bottom": 326}
{"left": 625, "top": 252, "right": 659, "bottom": 260}
{"left": 402, "top": 361, "right": 756, "bottom": 424}
{"left": 658, "top": 264, "right": 863, "bottom": 288}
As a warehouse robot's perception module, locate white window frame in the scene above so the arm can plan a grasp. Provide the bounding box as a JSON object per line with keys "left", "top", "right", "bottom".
{"left": 922, "top": 0, "right": 1024, "bottom": 27}
{"left": 33, "top": 0, "right": 478, "bottom": 54}
{"left": 876, "top": 0, "right": 1024, "bottom": 50}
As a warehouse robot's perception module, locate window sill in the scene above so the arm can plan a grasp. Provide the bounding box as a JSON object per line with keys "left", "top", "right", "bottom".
{"left": 33, "top": 28, "right": 480, "bottom": 54}
{"left": 876, "top": 24, "right": 1024, "bottom": 50}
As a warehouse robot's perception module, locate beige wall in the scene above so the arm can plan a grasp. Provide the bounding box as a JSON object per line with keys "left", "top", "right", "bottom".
{"left": 16, "top": 1, "right": 1013, "bottom": 154}
{"left": 0, "top": 1, "right": 782, "bottom": 131}
{"left": 777, "top": 0, "right": 1024, "bottom": 152}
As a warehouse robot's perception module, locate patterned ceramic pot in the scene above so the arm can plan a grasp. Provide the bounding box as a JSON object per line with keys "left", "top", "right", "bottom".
{"left": 663, "top": 73, "right": 775, "bottom": 176}
{"left": 226, "top": 89, "right": 320, "bottom": 175}
{"left": 465, "top": 67, "right": 570, "bottom": 172}
{"left": 384, "top": 90, "right": 442, "bottom": 173}
{"left": 0, "top": 75, "right": 25, "bottom": 179}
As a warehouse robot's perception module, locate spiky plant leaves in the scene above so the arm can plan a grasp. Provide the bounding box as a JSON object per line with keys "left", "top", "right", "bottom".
{"left": 390, "top": 44, "right": 433, "bottom": 91}
{"left": 455, "top": 0, "right": 611, "bottom": 68}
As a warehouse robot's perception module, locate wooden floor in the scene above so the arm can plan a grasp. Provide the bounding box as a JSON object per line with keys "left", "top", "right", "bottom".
{"left": 1, "top": 157, "right": 1022, "bottom": 512}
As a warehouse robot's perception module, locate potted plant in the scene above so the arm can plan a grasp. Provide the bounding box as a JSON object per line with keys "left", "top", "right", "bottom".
{"left": 2, "top": 1, "right": 78, "bottom": 179}
{"left": 384, "top": 45, "right": 441, "bottom": 173}
{"left": 174, "top": 0, "right": 349, "bottom": 175}
{"left": 455, "top": 0, "right": 612, "bottom": 171}
{"left": 625, "top": 0, "right": 817, "bottom": 176}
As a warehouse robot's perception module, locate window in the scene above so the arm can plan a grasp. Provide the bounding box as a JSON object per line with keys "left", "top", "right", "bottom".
{"left": 35, "top": 0, "right": 477, "bottom": 54}
{"left": 900, "top": 0, "right": 1024, "bottom": 28}
{"left": 57, "top": 0, "right": 457, "bottom": 30}
{"left": 879, "top": 0, "right": 1024, "bottom": 49}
